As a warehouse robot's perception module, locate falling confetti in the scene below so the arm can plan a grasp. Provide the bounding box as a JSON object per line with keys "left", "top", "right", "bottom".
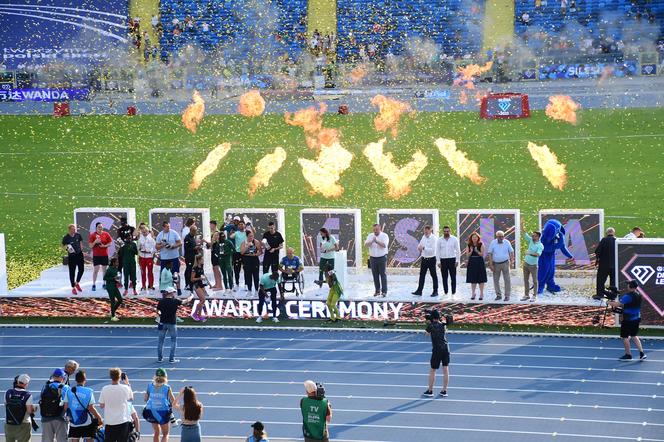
{"left": 527, "top": 142, "right": 567, "bottom": 190}
{"left": 545, "top": 95, "right": 580, "bottom": 125}
{"left": 298, "top": 142, "right": 353, "bottom": 197}
{"left": 182, "top": 90, "right": 205, "bottom": 133}
{"left": 188, "top": 143, "right": 231, "bottom": 192}
{"left": 435, "top": 138, "right": 485, "bottom": 185}
{"left": 284, "top": 103, "right": 335, "bottom": 150}
{"left": 238, "top": 90, "right": 266, "bottom": 117}
{"left": 363, "top": 138, "right": 428, "bottom": 199}
{"left": 248, "top": 147, "right": 287, "bottom": 197}
{"left": 371, "top": 95, "right": 412, "bottom": 138}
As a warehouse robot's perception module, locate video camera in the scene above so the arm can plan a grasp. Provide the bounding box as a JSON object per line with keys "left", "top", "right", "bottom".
{"left": 314, "top": 382, "right": 326, "bottom": 400}
{"left": 13, "top": 376, "right": 39, "bottom": 431}
{"left": 592, "top": 286, "right": 619, "bottom": 302}
{"left": 424, "top": 309, "right": 454, "bottom": 326}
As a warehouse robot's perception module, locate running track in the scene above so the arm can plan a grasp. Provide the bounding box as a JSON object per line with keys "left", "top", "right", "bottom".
{"left": 0, "top": 326, "right": 663, "bottom": 441}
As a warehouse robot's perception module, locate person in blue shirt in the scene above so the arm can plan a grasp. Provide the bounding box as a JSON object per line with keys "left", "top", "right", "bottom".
{"left": 63, "top": 370, "right": 103, "bottom": 442}
{"left": 40, "top": 368, "right": 71, "bottom": 442}
{"left": 278, "top": 247, "right": 304, "bottom": 292}
{"left": 246, "top": 421, "right": 269, "bottom": 442}
{"left": 156, "top": 222, "right": 183, "bottom": 296}
{"left": 609, "top": 280, "right": 647, "bottom": 361}
{"left": 143, "top": 368, "right": 176, "bottom": 441}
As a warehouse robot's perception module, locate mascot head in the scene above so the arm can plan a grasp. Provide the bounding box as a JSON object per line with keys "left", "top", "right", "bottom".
{"left": 541, "top": 219, "right": 566, "bottom": 247}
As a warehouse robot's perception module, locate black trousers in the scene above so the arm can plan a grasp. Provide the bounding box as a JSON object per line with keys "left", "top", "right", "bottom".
{"left": 263, "top": 251, "right": 279, "bottom": 274}
{"left": 416, "top": 257, "right": 438, "bottom": 293}
{"left": 243, "top": 255, "right": 260, "bottom": 291}
{"left": 67, "top": 253, "right": 84, "bottom": 287}
{"left": 439, "top": 258, "right": 457, "bottom": 294}
{"left": 233, "top": 252, "right": 243, "bottom": 285}
{"left": 596, "top": 266, "right": 615, "bottom": 296}
{"left": 184, "top": 258, "right": 194, "bottom": 291}
{"left": 104, "top": 422, "right": 131, "bottom": 442}
{"left": 259, "top": 287, "right": 278, "bottom": 317}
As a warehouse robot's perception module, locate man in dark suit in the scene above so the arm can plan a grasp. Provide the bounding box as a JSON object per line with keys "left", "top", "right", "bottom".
{"left": 594, "top": 227, "right": 616, "bottom": 297}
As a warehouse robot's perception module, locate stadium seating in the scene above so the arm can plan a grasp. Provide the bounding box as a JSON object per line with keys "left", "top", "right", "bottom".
{"left": 336, "top": 0, "right": 484, "bottom": 60}
{"left": 158, "top": 0, "right": 307, "bottom": 59}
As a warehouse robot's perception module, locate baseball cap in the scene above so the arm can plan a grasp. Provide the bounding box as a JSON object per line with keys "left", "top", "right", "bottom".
{"left": 16, "top": 374, "right": 30, "bottom": 385}
{"left": 155, "top": 368, "right": 167, "bottom": 377}
{"left": 233, "top": 216, "right": 241, "bottom": 221}
{"left": 251, "top": 421, "right": 264, "bottom": 432}
{"left": 165, "top": 286, "right": 177, "bottom": 294}
{"left": 304, "top": 380, "right": 317, "bottom": 394}
{"left": 52, "top": 368, "right": 66, "bottom": 378}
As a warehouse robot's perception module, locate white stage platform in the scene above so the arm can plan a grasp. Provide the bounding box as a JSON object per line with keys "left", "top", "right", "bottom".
{"left": 7, "top": 264, "right": 599, "bottom": 306}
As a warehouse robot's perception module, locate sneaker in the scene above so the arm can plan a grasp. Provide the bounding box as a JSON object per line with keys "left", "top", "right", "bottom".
{"left": 520, "top": 296, "right": 530, "bottom": 302}
{"left": 169, "top": 359, "right": 180, "bottom": 364}
{"left": 504, "top": 297, "right": 510, "bottom": 302}
{"left": 381, "top": 293, "right": 387, "bottom": 297}
{"left": 531, "top": 297, "right": 537, "bottom": 303}
{"left": 123, "top": 289, "right": 128, "bottom": 296}
{"left": 411, "top": 291, "right": 422, "bottom": 296}
{"left": 272, "top": 317, "right": 279, "bottom": 323}
{"left": 191, "top": 313, "right": 200, "bottom": 321}
{"left": 423, "top": 390, "right": 434, "bottom": 397}
{"left": 232, "top": 286, "right": 239, "bottom": 292}
{"left": 256, "top": 317, "right": 263, "bottom": 323}
{"left": 71, "top": 288, "right": 77, "bottom": 295}
{"left": 431, "top": 292, "right": 439, "bottom": 297}
{"left": 92, "top": 285, "right": 96, "bottom": 292}
{"left": 199, "top": 316, "right": 208, "bottom": 323}
{"left": 157, "top": 358, "right": 163, "bottom": 363}
{"left": 373, "top": 292, "right": 381, "bottom": 297}
{"left": 155, "top": 316, "right": 160, "bottom": 323}
{"left": 640, "top": 352, "right": 647, "bottom": 360}
{"left": 110, "top": 316, "right": 120, "bottom": 322}
{"left": 102, "top": 283, "right": 106, "bottom": 290}
{"left": 176, "top": 317, "right": 184, "bottom": 323}
{"left": 618, "top": 354, "right": 633, "bottom": 361}
{"left": 439, "top": 390, "right": 448, "bottom": 397}
{"left": 494, "top": 295, "right": 502, "bottom": 301}
{"left": 75, "top": 283, "right": 82, "bottom": 292}
{"left": 132, "top": 289, "right": 138, "bottom": 296}
{"left": 149, "top": 286, "right": 155, "bottom": 291}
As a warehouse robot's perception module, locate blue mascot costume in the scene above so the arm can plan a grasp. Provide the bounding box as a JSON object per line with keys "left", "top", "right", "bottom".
{"left": 537, "top": 219, "right": 573, "bottom": 294}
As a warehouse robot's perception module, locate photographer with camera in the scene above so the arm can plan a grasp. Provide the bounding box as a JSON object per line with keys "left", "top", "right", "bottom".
{"left": 63, "top": 370, "right": 103, "bottom": 442}
{"left": 4, "top": 374, "right": 35, "bottom": 442}
{"left": 40, "top": 369, "right": 71, "bottom": 442}
{"left": 157, "top": 222, "right": 183, "bottom": 296}
{"left": 423, "top": 310, "right": 451, "bottom": 398}
{"left": 609, "top": 280, "right": 647, "bottom": 361}
{"left": 301, "top": 380, "right": 332, "bottom": 442}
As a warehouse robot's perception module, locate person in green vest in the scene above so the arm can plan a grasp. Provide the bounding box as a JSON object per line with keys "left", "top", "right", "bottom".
{"left": 120, "top": 236, "right": 138, "bottom": 296}
{"left": 104, "top": 257, "right": 123, "bottom": 322}
{"left": 325, "top": 268, "right": 343, "bottom": 323}
{"left": 218, "top": 231, "right": 235, "bottom": 292}
{"left": 300, "top": 380, "right": 332, "bottom": 442}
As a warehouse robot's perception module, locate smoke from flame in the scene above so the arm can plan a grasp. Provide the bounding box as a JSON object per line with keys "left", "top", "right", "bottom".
{"left": 182, "top": 90, "right": 205, "bottom": 133}
{"left": 285, "top": 103, "right": 338, "bottom": 149}
{"left": 363, "top": 138, "right": 428, "bottom": 199}
{"left": 545, "top": 95, "right": 580, "bottom": 125}
{"left": 188, "top": 143, "right": 231, "bottom": 192}
{"left": 527, "top": 142, "right": 567, "bottom": 190}
{"left": 298, "top": 142, "right": 353, "bottom": 198}
{"left": 371, "top": 95, "right": 412, "bottom": 138}
{"left": 248, "top": 147, "right": 287, "bottom": 197}
{"left": 435, "top": 138, "right": 485, "bottom": 185}
{"left": 238, "top": 90, "right": 266, "bottom": 117}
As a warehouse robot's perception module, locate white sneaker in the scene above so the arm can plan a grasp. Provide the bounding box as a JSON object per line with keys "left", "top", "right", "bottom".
{"left": 256, "top": 317, "right": 263, "bottom": 323}
{"left": 272, "top": 317, "right": 279, "bottom": 323}
{"left": 111, "top": 316, "right": 120, "bottom": 322}
{"left": 244, "top": 285, "right": 249, "bottom": 291}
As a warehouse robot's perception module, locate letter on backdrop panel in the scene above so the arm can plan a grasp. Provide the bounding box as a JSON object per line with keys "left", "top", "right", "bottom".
{"left": 377, "top": 209, "right": 439, "bottom": 268}
{"left": 300, "top": 209, "right": 361, "bottom": 268}
{"left": 539, "top": 209, "right": 604, "bottom": 269}
{"left": 74, "top": 208, "right": 136, "bottom": 262}
{"left": 457, "top": 209, "right": 521, "bottom": 269}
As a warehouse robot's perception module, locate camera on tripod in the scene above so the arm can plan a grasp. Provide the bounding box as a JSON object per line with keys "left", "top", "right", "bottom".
{"left": 424, "top": 309, "right": 454, "bottom": 326}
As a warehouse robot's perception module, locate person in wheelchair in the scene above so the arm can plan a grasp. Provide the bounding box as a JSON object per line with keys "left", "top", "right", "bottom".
{"left": 279, "top": 247, "right": 304, "bottom": 296}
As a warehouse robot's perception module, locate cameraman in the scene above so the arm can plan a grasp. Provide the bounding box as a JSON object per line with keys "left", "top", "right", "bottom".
{"left": 609, "top": 280, "right": 647, "bottom": 361}
{"left": 424, "top": 310, "right": 450, "bottom": 397}
{"left": 4, "top": 374, "right": 35, "bottom": 442}
{"left": 301, "top": 380, "right": 332, "bottom": 442}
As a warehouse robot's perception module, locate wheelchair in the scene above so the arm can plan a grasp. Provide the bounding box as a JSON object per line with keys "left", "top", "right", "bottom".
{"left": 279, "top": 271, "right": 305, "bottom": 296}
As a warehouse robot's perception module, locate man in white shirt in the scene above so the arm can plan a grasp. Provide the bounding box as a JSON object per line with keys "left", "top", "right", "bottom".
{"left": 624, "top": 227, "right": 643, "bottom": 239}
{"left": 487, "top": 231, "right": 515, "bottom": 301}
{"left": 364, "top": 224, "right": 389, "bottom": 296}
{"left": 413, "top": 225, "right": 438, "bottom": 297}
{"left": 436, "top": 226, "right": 461, "bottom": 296}
{"left": 98, "top": 368, "right": 133, "bottom": 442}
{"left": 138, "top": 223, "right": 157, "bottom": 293}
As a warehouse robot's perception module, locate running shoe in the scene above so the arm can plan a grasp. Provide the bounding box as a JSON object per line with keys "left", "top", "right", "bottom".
{"left": 71, "top": 288, "right": 77, "bottom": 295}
{"left": 169, "top": 359, "right": 180, "bottom": 364}
{"left": 111, "top": 316, "right": 120, "bottom": 322}
{"left": 176, "top": 317, "right": 184, "bottom": 323}
{"left": 272, "top": 317, "right": 279, "bottom": 323}
{"left": 422, "top": 390, "right": 434, "bottom": 397}
{"left": 439, "top": 390, "right": 448, "bottom": 397}
{"left": 92, "top": 285, "right": 96, "bottom": 292}
{"left": 640, "top": 352, "right": 647, "bottom": 360}
{"left": 256, "top": 317, "right": 263, "bottom": 323}
{"left": 132, "top": 289, "right": 138, "bottom": 296}
{"left": 618, "top": 354, "right": 633, "bottom": 361}
{"left": 123, "top": 289, "right": 128, "bottom": 296}
{"left": 75, "top": 283, "right": 82, "bottom": 292}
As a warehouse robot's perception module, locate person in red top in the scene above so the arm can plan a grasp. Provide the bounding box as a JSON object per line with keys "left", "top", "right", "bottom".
{"left": 89, "top": 222, "right": 112, "bottom": 292}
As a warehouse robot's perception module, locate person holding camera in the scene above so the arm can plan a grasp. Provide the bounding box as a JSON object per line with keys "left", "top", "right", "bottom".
{"left": 230, "top": 220, "right": 248, "bottom": 291}
{"left": 4, "top": 374, "right": 35, "bottom": 442}
{"left": 241, "top": 230, "right": 263, "bottom": 295}
{"left": 62, "top": 224, "right": 84, "bottom": 295}
{"left": 157, "top": 287, "right": 194, "bottom": 363}
{"left": 423, "top": 310, "right": 450, "bottom": 398}
{"left": 98, "top": 368, "right": 134, "bottom": 442}
{"left": 63, "top": 370, "right": 103, "bottom": 442}
{"left": 609, "top": 280, "right": 647, "bottom": 361}
{"left": 89, "top": 222, "right": 112, "bottom": 292}
{"left": 40, "top": 369, "right": 71, "bottom": 442}
{"left": 157, "top": 222, "right": 183, "bottom": 296}
{"left": 301, "top": 380, "right": 332, "bottom": 442}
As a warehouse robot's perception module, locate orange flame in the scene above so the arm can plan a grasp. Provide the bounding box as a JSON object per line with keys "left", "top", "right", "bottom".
{"left": 285, "top": 103, "right": 334, "bottom": 149}
{"left": 238, "top": 90, "right": 266, "bottom": 117}
{"left": 371, "top": 95, "right": 412, "bottom": 138}
{"left": 298, "top": 142, "right": 353, "bottom": 198}
{"left": 349, "top": 65, "right": 369, "bottom": 84}
{"left": 527, "top": 142, "right": 567, "bottom": 190}
{"left": 188, "top": 143, "right": 231, "bottom": 192}
{"left": 545, "top": 95, "right": 579, "bottom": 125}
{"left": 182, "top": 90, "right": 205, "bottom": 133}
{"left": 459, "top": 90, "right": 468, "bottom": 104}
{"left": 598, "top": 66, "right": 614, "bottom": 85}
{"left": 434, "top": 138, "right": 485, "bottom": 185}
{"left": 454, "top": 62, "right": 493, "bottom": 89}
{"left": 363, "top": 138, "right": 428, "bottom": 199}
{"left": 248, "top": 147, "right": 287, "bottom": 197}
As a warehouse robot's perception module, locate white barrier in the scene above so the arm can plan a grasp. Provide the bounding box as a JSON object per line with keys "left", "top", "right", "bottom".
{"left": 0, "top": 233, "right": 7, "bottom": 295}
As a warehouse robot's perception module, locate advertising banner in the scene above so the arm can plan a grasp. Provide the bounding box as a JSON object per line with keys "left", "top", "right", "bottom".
{"left": 539, "top": 60, "right": 638, "bottom": 80}
{"left": 73, "top": 208, "right": 136, "bottom": 262}
{"left": 0, "top": 88, "right": 90, "bottom": 102}
{"left": 377, "top": 209, "right": 439, "bottom": 268}
{"left": 457, "top": 209, "right": 521, "bottom": 269}
{"left": 539, "top": 209, "right": 604, "bottom": 270}
{"left": 615, "top": 239, "right": 664, "bottom": 326}
{"left": 480, "top": 93, "right": 530, "bottom": 119}
{"left": 300, "top": 209, "right": 361, "bottom": 268}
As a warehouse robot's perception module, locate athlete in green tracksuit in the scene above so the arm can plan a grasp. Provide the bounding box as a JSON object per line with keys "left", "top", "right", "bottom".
{"left": 104, "top": 257, "right": 123, "bottom": 321}
{"left": 120, "top": 238, "right": 138, "bottom": 294}
{"left": 325, "top": 268, "right": 343, "bottom": 322}
{"left": 218, "top": 233, "right": 235, "bottom": 290}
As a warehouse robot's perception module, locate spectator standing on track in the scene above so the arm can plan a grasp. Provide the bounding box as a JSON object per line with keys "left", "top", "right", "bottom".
{"left": 63, "top": 370, "right": 103, "bottom": 442}
{"left": 120, "top": 236, "right": 138, "bottom": 296}
{"left": 4, "top": 373, "right": 34, "bottom": 442}
{"left": 157, "top": 287, "right": 193, "bottom": 363}
{"left": 315, "top": 228, "right": 338, "bottom": 288}
{"left": 595, "top": 227, "right": 616, "bottom": 297}
{"left": 63, "top": 360, "right": 79, "bottom": 386}
{"left": 40, "top": 368, "right": 70, "bottom": 442}
{"left": 138, "top": 224, "right": 157, "bottom": 293}
{"left": 241, "top": 230, "right": 263, "bottom": 295}
{"left": 364, "top": 223, "right": 389, "bottom": 297}
{"left": 423, "top": 310, "right": 450, "bottom": 398}
{"left": 436, "top": 226, "right": 461, "bottom": 297}
{"left": 62, "top": 224, "right": 84, "bottom": 295}
{"left": 98, "top": 368, "right": 134, "bottom": 442}
{"left": 487, "top": 231, "right": 514, "bottom": 301}
{"left": 522, "top": 229, "right": 543, "bottom": 302}
{"left": 246, "top": 421, "right": 268, "bottom": 442}
{"left": 301, "top": 381, "right": 332, "bottom": 442}
{"left": 143, "top": 368, "right": 176, "bottom": 442}
{"left": 174, "top": 387, "right": 203, "bottom": 442}
{"left": 184, "top": 225, "right": 200, "bottom": 294}
{"left": 466, "top": 232, "right": 487, "bottom": 301}
{"left": 230, "top": 220, "right": 247, "bottom": 291}
{"left": 157, "top": 222, "right": 183, "bottom": 296}
{"left": 257, "top": 270, "right": 280, "bottom": 323}
{"left": 89, "top": 222, "right": 112, "bottom": 292}
{"left": 262, "top": 221, "right": 284, "bottom": 273}
{"left": 609, "top": 280, "right": 647, "bottom": 361}
{"left": 104, "top": 257, "right": 123, "bottom": 322}
{"left": 412, "top": 225, "right": 438, "bottom": 297}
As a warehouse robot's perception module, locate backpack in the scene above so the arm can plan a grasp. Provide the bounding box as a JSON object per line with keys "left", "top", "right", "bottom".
{"left": 39, "top": 382, "right": 63, "bottom": 417}
{"left": 5, "top": 388, "right": 30, "bottom": 425}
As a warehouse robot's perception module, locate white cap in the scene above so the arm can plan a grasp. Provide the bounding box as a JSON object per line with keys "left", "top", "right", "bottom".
{"left": 304, "top": 380, "right": 317, "bottom": 394}
{"left": 233, "top": 216, "right": 241, "bottom": 221}
{"left": 165, "top": 286, "right": 177, "bottom": 294}
{"left": 16, "top": 374, "right": 30, "bottom": 385}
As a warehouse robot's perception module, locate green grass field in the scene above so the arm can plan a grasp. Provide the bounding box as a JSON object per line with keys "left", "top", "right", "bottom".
{"left": 1, "top": 108, "right": 663, "bottom": 289}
